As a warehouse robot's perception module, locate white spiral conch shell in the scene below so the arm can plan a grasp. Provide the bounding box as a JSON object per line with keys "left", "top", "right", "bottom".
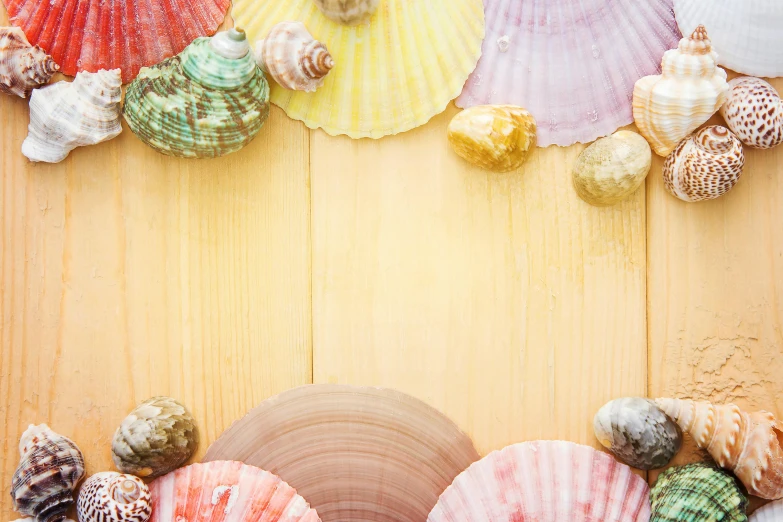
{"left": 720, "top": 77, "right": 783, "bottom": 150}
{"left": 656, "top": 398, "right": 783, "bottom": 499}
{"left": 77, "top": 472, "right": 151, "bottom": 522}
{"left": 0, "top": 27, "right": 59, "bottom": 98}
{"left": 633, "top": 26, "right": 729, "bottom": 156}
{"left": 22, "top": 69, "right": 123, "bottom": 163}
{"left": 255, "top": 22, "right": 334, "bottom": 93}
{"left": 313, "top": 0, "right": 379, "bottom": 25}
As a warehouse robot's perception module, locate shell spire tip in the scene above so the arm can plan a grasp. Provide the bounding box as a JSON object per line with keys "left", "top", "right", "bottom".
{"left": 691, "top": 25, "right": 709, "bottom": 40}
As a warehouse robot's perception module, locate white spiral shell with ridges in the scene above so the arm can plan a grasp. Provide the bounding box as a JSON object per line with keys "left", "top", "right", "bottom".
{"left": 77, "top": 472, "right": 152, "bottom": 522}
{"left": 0, "top": 27, "right": 59, "bottom": 98}
{"left": 255, "top": 22, "right": 334, "bottom": 92}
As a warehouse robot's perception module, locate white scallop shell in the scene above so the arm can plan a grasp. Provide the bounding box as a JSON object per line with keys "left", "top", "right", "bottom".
{"left": 750, "top": 499, "right": 783, "bottom": 521}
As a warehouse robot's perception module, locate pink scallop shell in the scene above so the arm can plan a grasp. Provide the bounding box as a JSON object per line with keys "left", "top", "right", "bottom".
{"left": 457, "top": 0, "right": 681, "bottom": 147}
{"left": 428, "top": 440, "right": 651, "bottom": 522}
{"left": 2, "top": 0, "right": 230, "bottom": 83}
{"left": 148, "top": 461, "right": 321, "bottom": 522}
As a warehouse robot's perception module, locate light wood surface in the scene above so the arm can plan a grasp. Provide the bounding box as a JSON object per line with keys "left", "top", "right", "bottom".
{"left": 1, "top": 1, "right": 781, "bottom": 517}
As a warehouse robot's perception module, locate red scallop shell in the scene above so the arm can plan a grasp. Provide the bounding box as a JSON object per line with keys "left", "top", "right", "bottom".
{"left": 2, "top": 0, "right": 230, "bottom": 83}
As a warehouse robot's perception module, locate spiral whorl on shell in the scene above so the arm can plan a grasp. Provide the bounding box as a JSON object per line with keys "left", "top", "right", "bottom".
{"left": 0, "top": 27, "right": 59, "bottom": 98}
{"left": 656, "top": 398, "right": 783, "bottom": 499}
{"left": 11, "top": 424, "right": 85, "bottom": 522}
{"left": 720, "top": 77, "right": 783, "bottom": 150}
{"left": 256, "top": 22, "right": 334, "bottom": 93}
{"left": 313, "top": 0, "right": 379, "bottom": 25}
{"left": 123, "top": 29, "right": 270, "bottom": 159}
{"left": 662, "top": 126, "right": 745, "bottom": 202}
{"left": 77, "top": 472, "right": 151, "bottom": 522}
{"left": 22, "top": 69, "right": 123, "bottom": 163}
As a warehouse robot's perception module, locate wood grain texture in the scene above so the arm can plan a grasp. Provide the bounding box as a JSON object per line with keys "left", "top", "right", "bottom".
{"left": 0, "top": 4, "right": 312, "bottom": 513}
{"left": 310, "top": 106, "right": 648, "bottom": 455}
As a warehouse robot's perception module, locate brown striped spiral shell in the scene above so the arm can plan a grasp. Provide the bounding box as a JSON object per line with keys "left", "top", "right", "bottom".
{"left": 0, "top": 27, "right": 59, "bottom": 98}
{"left": 77, "top": 473, "right": 152, "bottom": 522}
{"left": 255, "top": 21, "right": 334, "bottom": 92}
{"left": 11, "top": 425, "right": 85, "bottom": 522}
{"left": 720, "top": 77, "right": 783, "bottom": 150}
{"left": 663, "top": 126, "right": 745, "bottom": 202}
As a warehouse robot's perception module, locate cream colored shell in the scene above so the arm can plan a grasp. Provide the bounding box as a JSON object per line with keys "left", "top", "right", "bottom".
{"left": 720, "top": 77, "right": 783, "bottom": 150}
{"left": 313, "top": 0, "right": 379, "bottom": 24}
{"left": 633, "top": 26, "right": 729, "bottom": 157}
{"left": 255, "top": 22, "right": 334, "bottom": 92}
{"left": 572, "top": 131, "right": 652, "bottom": 206}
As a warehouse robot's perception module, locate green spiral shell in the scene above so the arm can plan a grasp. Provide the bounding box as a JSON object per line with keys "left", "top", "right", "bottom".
{"left": 123, "top": 29, "right": 270, "bottom": 159}
{"left": 651, "top": 462, "right": 748, "bottom": 522}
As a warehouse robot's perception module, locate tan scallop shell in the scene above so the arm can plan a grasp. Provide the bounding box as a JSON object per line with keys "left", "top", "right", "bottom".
{"left": 572, "top": 131, "right": 652, "bottom": 206}
{"left": 313, "top": 0, "right": 379, "bottom": 24}
{"left": 656, "top": 398, "right": 783, "bottom": 499}
{"left": 720, "top": 77, "right": 783, "bottom": 150}
{"left": 0, "top": 26, "right": 59, "bottom": 98}
{"left": 633, "top": 26, "right": 729, "bottom": 156}
{"left": 662, "top": 126, "right": 745, "bottom": 202}
{"left": 76, "top": 472, "right": 151, "bottom": 522}
{"left": 255, "top": 22, "right": 334, "bottom": 92}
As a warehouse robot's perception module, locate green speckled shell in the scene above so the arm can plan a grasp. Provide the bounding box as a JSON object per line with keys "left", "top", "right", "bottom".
{"left": 651, "top": 463, "right": 747, "bottom": 522}
{"left": 123, "top": 35, "right": 269, "bottom": 159}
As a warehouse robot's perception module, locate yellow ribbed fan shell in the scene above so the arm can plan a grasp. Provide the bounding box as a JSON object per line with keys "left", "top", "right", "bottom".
{"left": 233, "top": 0, "right": 485, "bottom": 139}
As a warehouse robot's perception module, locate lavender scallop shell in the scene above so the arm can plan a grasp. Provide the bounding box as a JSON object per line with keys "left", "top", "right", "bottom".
{"left": 750, "top": 499, "right": 783, "bottom": 521}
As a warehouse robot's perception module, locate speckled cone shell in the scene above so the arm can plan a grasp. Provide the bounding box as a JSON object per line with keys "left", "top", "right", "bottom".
{"left": 255, "top": 22, "right": 334, "bottom": 93}
{"left": 656, "top": 398, "right": 783, "bottom": 499}
{"left": 593, "top": 397, "right": 681, "bottom": 470}
{"left": 572, "top": 131, "right": 652, "bottom": 206}
{"left": 232, "top": 0, "right": 484, "bottom": 139}
{"left": 22, "top": 69, "right": 122, "bottom": 163}
{"left": 650, "top": 463, "right": 747, "bottom": 521}
{"left": 428, "top": 440, "right": 651, "bottom": 521}
{"left": 750, "top": 498, "right": 783, "bottom": 521}
{"left": 203, "top": 384, "right": 480, "bottom": 522}
{"left": 148, "top": 461, "right": 320, "bottom": 522}
{"left": 123, "top": 29, "right": 270, "bottom": 159}
{"left": 77, "top": 472, "right": 151, "bottom": 522}
{"left": 720, "top": 77, "right": 783, "bottom": 150}
{"left": 312, "top": 0, "right": 379, "bottom": 25}
{"left": 112, "top": 396, "right": 199, "bottom": 479}
{"left": 0, "top": 27, "right": 58, "bottom": 98}
{"left": 11, "top": 424, "right": 85, "bottom": 522}
{"left": 674, "top": 0, "right": 783, "bottom": 78}
{"left": 447, "top": 105, "right": 537, "bottom": 172}
{"left": 633, "top": 26, "right": 729, "bottom": 157}
{"left": 662, "top": 126, "right": 745, "bottom": 203}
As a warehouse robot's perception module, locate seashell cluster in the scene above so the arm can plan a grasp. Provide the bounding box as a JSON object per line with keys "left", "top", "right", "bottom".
{"left": 633, "top": 26, "right": 729, "bottom": 157}
{"left": 112, "top": 396, "right": 199, "bottom": 479}
{"left": 657, "top": 398, "right": 783, "bottom": 499}
{"left": 593, "top": 397, "right": 681, "bottom": 470}
{"left": 662, "top": 126, "right": 745, "bottom": 203}
{"left": 313, "top": 0, "right": 380, "bottom": 25}
{"left": 255, "top": 22, "right": 334, "bottom": 92}
{"left": 650, "top": 463, "right": 748, "bottom": 522}
{"left": 750, "top": 499, "right": 783, "bottom": 521}
{"left": 22, "top": 69, "right": 123, "bottom": 163}
{"left": 123, "top": 29, "right": 270, "bottom": 159}
{"left": 12, "top": 424, "right": 85, "bottom": 522}
{"left": 447, "top": 105, "right": 537, "bottom": 172}
{"left": 77, "top": 472, "right": 151, "bottom": 522}
{"left": 0, "top": 27, "right": 58, "bottom": 98}
{"left": 720, "top": 77, "right": 783, "bottom": 150}
{"left": 572, "top": 131, "right": 652, "bottom": 206}
{"left": 428, "top": 440, "right": 651, "bottom": 521}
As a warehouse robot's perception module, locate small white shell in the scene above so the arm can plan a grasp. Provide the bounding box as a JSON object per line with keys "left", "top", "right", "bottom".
{"left": 0, "top": 27, "right": 59, "bottom": 98}
{"left": 77, "top": 472, "right": 151, "bottom": 522}
{"left": 255, "top": 22, "right": 334, "bottom": 92}
{"left": 720, "top": 77, "right": 783, "bottom": 150}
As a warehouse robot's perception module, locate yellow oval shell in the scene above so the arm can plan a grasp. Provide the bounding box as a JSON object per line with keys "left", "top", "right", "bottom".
{"left": 447, "top": 105, "right": 537, "bottom": 172}
{"left": 572, "top": 130, "right": 652, "bottom": 206}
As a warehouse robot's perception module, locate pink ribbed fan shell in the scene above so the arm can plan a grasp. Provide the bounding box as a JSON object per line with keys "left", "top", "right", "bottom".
{"left": 428, "top": 441, "right": 651, "bottom": 522}
{"left": 457, "top": 0, "right": 681, "bottom": 147}
{"left": 2, "top": 0, "right": 230, "bottom": 83}
{"left": 149, "top": 461, "right": 321, "bottom": 522}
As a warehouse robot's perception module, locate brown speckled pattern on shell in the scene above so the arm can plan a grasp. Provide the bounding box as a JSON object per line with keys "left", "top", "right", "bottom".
{"left": 663, "top": 126, "right": 745, "bottom": 202}
{"left": 77, "top": 472, "right": 151, "bottom": 522}
{"left": 0, "top": 27, "right": 59, "bottom": 98}
{"left": 720, "top": 77, "right": 783, "bottom": 150}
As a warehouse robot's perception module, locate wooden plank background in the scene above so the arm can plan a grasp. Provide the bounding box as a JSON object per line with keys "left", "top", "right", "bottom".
{"left": 0, "top": 2, "right": 780, "bottom": 516}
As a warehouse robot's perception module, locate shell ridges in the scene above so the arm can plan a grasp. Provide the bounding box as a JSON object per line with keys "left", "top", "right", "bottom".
{"left": 0, "top": 26, "right": 58, "bottom": 97}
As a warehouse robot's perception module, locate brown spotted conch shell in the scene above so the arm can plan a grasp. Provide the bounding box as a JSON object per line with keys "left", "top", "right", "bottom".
{"left": 255, "top": 21, "right": 334, "bottom": 92}
{"left": 0, "top": 26, "right": 59, "bottom": 98}
{"left": 77, "top": 473, "right": 151, "bottom": 522}
{"left": 313, "top": 0, "right": 379, "bottom": 24}
{"left": 720, "top": 77, "right": 783, "bottom": 150}
{"left": 656, "top": 398, "right": 783, "bottom": 499}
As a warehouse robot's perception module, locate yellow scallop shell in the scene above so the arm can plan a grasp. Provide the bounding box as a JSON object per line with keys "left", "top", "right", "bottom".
{"left": 234, "top": 0, "right": 485, "bottom": 139}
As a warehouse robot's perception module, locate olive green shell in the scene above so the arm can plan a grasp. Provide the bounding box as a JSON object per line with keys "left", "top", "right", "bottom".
{"left": 123, "top": 30, "right": 269, "bottom": 159}
{"left": 651, "top": 462, "right": 747, "bottom": 522}
{"left": 111, "top": 396, "right": 199, "bottom": 478}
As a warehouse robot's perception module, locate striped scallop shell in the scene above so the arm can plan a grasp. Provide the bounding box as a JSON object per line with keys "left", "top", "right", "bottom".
{"left": 750, "top": 499, "right": 783, "bottom": 521}
{"left": 148, "top": 461, "right": 320, "bottom": 522}
{"left": 255, "top": 22, "right": 334, "bottom": 92}
{"left": 428, "top": 440, "right": 651, "bottom": 521}
{"left": 720, "top": 77, "right": 783, "bottom": 150}
{"left": 77, "top": 473, "right": 151, "bottom": 522}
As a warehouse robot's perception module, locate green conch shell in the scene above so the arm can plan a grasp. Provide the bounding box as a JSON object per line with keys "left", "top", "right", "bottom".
{"left": 123, "top": 29, "right": 270, "bottom": 159}
{"left": 651, "top": 462, "right": 748, "bottom": 521}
